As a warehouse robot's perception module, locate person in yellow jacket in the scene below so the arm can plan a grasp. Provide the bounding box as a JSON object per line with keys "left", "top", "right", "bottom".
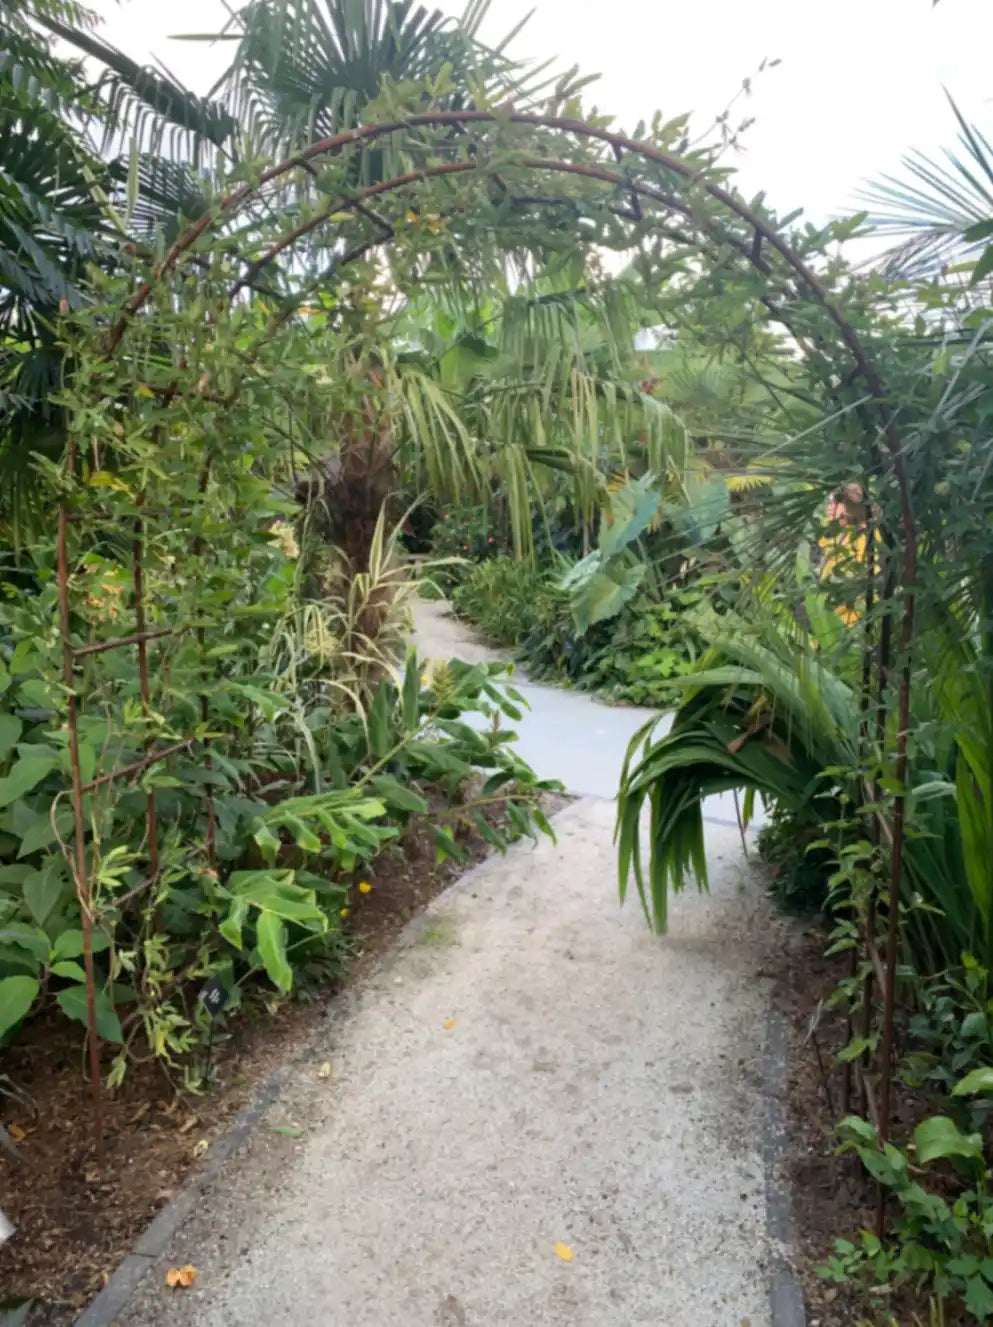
{"left": 817, "top": 482, "right": 874, "bottom": 625}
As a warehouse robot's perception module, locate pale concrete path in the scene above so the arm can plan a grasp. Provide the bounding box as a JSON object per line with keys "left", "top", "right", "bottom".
{"left": 118, "top": 602, "right": 782, "bottom": 1327}
{"left": 412, "top": 598, "right": 764, "bottom": 825}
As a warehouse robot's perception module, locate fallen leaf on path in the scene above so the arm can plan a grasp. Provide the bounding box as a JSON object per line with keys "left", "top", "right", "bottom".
{"left": 317, "top": 1062, "right": 332, "bottom": 1080}
{"left": 268, "top": 1123, "right": 304, "bottom": 1138}
{"left": 555, "top": 1242, "right": 574, "bottom": 1263}
{"left": 192, "top": 1139, "right": 209, "bottom": 1159}
{"left": 7, "top": 1123, "right": 25, "bottom": 1143}
{"left": 165, "top": 1265, "right": 198, "bottom": 1288}
{"left": 442, "top": 1017, "right": 457, "bottom": 1031}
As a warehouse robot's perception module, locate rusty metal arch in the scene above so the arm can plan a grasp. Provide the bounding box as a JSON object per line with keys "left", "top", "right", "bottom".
{"left": 70, "top": 109, "right": 916, "bottom": 1164}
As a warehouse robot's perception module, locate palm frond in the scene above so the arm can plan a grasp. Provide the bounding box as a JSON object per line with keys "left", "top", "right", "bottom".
{"left": 859, "top": 93, "right": 993, "bottom": 277}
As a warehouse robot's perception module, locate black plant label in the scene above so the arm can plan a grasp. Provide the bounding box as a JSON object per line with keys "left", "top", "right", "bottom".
{"left": 198, "top": 976, "right": 230, "bottom": 1020}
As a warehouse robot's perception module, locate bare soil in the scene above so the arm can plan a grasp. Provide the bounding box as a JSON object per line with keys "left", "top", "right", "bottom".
{"left": 0, "top": 793, "right": 566, "bottom": 1324}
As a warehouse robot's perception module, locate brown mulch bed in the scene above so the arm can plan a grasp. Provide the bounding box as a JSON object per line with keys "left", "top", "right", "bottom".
{"left": 775, "top": 922, "right": 964, "bottom": 1327}
{"left": 774, "top": 924, "right": 878, "bottom": 1326}
{"left": 0, "top": 793, "right": 567, "bottom": 1323}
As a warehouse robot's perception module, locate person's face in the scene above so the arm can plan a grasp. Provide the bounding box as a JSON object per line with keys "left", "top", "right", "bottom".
{"left": 827, "top": 494, "right": 850, "bottom": 527}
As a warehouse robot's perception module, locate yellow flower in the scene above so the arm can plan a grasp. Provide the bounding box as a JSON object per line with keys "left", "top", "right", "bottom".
{"left": 358, "top": 881, "right": 373, "bottom": 895}
{"left": 268, "top": 520, "right": 300, "bottom": 560}
{"left": 339, "top": 906, "right": 350, "bottom": 919}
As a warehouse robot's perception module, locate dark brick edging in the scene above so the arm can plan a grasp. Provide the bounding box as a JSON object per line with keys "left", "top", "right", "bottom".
{"left": 73, "top": 1057, "right": 299, "bottom": 1327}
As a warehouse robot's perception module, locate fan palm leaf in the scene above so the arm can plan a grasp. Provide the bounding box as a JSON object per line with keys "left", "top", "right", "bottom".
{"left": 859, "top": 93, "right": 993, "bottom": 278}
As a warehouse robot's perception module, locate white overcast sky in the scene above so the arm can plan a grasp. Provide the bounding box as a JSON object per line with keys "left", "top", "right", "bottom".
{"left": 90, "top": 0, "right": 993, "bottom": 225}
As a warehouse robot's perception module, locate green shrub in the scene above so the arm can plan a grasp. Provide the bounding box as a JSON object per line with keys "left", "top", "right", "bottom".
{"left": 826, "top": 1102, "right": 993, "bottom": 1323}
{"left": 521, "top": 590, "right": 699, "bottom": 705}
{"left": 756, "top": 801, "right": 836, "bottom": 915}
{"left": 452, "top": 556, "right": 554, "bottom": 648}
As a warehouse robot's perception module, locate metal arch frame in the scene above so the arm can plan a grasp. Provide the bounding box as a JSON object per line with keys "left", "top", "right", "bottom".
{"left": 68, "top": 111, "right": 916, "bottom": 1184}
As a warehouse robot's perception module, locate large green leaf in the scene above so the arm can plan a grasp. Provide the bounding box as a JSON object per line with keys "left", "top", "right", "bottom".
{"left": 0, "top": 754, "right": 57, "bottom": 809}
{"left": 22, "top": 860, "right": 67, "bottom": 924}
{"left": 55, "top": 982, "right": 123, "bottom": 1043}
{"left": 667, "top": 477, "right": 730, "bottom": 548}
{"left": 255, "top": 911, "right": 292, "bottom": 993}
{"left": 599, "top": 477, "right": 661, "bottom": 557}
{"left": 913, "top": 1115, "right": 984, "bottom": 1165}
{"left": 0, "top": 716, "right": 23, "bottom": 761}
{"left": 0, "top": 974, "right": 39, "bottom": 1039}
{"left": 953, "top": 1067, "right": 993, "bottom": 1096}
{"left": 229, "top": 870, "right": 327, "bottom": 929}
{"left": 567, "top": 560, "right": 645, "bottom": 634}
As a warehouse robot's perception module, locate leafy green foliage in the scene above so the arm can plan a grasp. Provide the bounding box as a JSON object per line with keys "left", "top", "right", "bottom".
{"left": 756, "top": 801, "right": 835, "bottom": 915}
{"left": 452, "top": 556, "right": 553, "bottom": 648}
{"left": 823, "top": 1112, "right": 993, "bottom": 1322}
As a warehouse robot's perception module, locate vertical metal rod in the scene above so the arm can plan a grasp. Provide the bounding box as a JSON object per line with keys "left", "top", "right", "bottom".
{"left": 858, "top": 900, "right": 876, "bottom": 1116}
{"left": 194, "top": 458, "right": 216, "bottom": 868}
{"left": 57, "top": 436, "right": 104, "bottom": 1154}
{"left": 876, "top": 504, "right": 918, "bottom": 1238}
{"left": 132, "top": 496, "right": 160, "bottom": 882}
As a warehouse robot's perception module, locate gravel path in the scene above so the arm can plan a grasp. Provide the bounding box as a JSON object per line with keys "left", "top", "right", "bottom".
{"left": 113, "top": 602, "right": 785, "bottom": 1327}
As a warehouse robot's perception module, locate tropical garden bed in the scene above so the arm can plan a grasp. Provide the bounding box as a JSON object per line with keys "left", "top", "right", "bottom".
{"left": 5, "top": 0, "right": 993, "bottom": 1322}
{"left": 2, "top": 786, "right": 567, "bottom": 1322}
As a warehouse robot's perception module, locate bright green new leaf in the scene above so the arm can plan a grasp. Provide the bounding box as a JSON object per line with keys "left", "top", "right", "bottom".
{"left": 252, "top": 822, "right": 282, "bottom": 867}
{"left": 913, "top": 1115, "right": 984, "bottom": 1165}
{"left": 50, "top": 960, "right": 88, "bottom": 982}
{"left": 256, "top": 911, "right": 293, "bottom": 993}
{"left": 953, "top": 1067, "right": 993, "bottom": 1096}
{"left": 220, "top": 897, "right": 248, "bottom": 951}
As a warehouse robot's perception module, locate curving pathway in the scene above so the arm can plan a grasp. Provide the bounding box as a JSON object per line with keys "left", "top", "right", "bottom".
{"left": 107, "top": 601, "right": 789, "bottom": 1327}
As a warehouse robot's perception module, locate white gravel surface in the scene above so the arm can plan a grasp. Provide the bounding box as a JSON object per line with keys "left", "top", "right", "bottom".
{"left": 122, "top": 799, "right": 779, "bottom": 1327}
{"left": 115, "top": 600, "right": 782, "bottom": 1327}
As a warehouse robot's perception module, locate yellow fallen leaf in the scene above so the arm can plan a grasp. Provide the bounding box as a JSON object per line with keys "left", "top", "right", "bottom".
{"left": 7, "top": 1124, "right": 26, "bottom": 1144}
{"left": 358, "top": 880, "right": 373, "bottom": 895}
{"left": 317, "top": 1061, "right": 332, "bottom": 1080}
{"left": 165, "top": 1265, "right": 198, "bottom": 1288}
{"left": 555, "top": 1242, "right": 574, "bottom": 1263}
{"left": 192, "top": 1139, "right": 209, "bottom": 1159}
{"left": 442, "top": 1017, "right": 457, "bottom": 1031}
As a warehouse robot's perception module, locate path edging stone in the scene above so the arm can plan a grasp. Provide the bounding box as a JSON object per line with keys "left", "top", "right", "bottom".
{"left": 764, "top": 1002, "right": 807, "bottom": 1327}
